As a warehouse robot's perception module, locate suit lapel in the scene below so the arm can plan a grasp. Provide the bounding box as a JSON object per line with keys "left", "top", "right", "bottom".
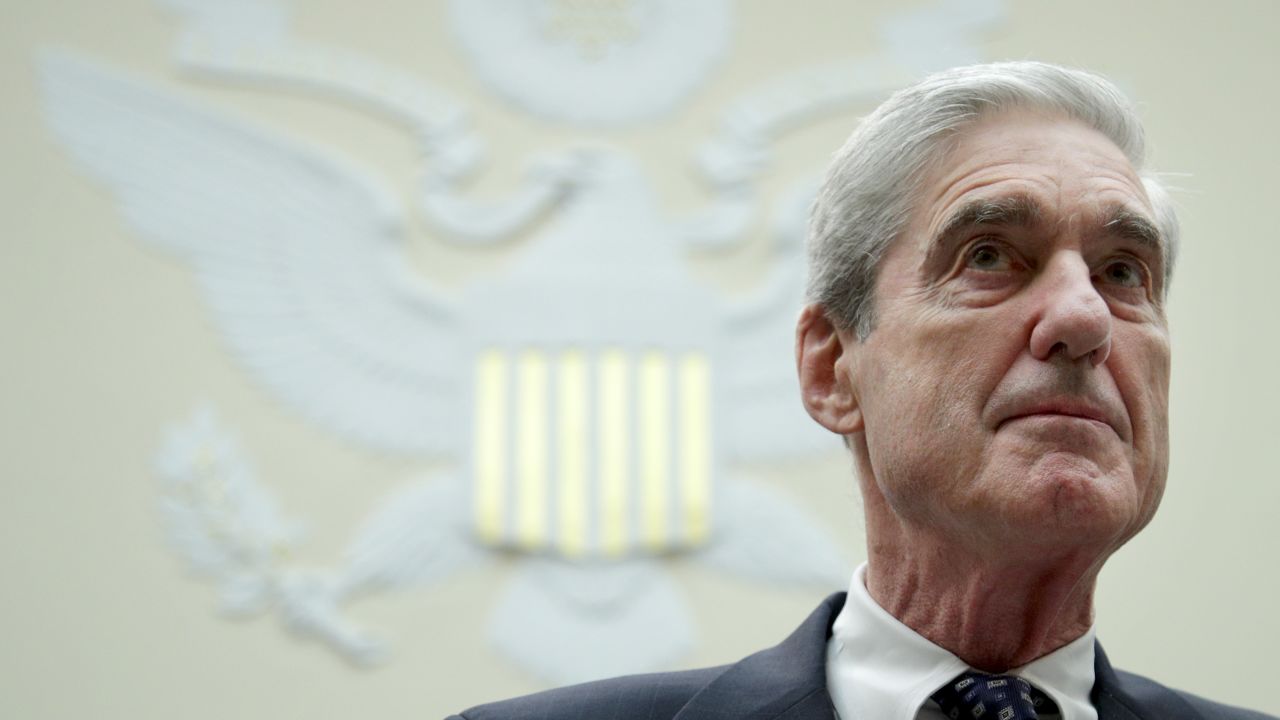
{"left": 1092, "top": 643, "right": 1201, "bottom": 720}
{"left": 673, "top": 594, "right": 844, "bottom": 720}
{"left": 1093, "top": 644, "right": 1146, "bottom": 720}
{"left": 672, "top": 593, "right": 1191, "bottom": 720}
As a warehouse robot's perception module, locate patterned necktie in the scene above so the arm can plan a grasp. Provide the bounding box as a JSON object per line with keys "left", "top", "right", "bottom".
{"left": 931, "top": 671, "right": 1058, "bottom": 719}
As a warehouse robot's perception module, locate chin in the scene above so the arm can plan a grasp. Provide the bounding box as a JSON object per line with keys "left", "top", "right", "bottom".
{"left": 1021, "top": 454, "right": 1141, "bottom": 541}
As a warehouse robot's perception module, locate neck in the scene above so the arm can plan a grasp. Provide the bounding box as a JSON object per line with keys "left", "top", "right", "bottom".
{"left": 864, "top": 536, "right": 1101, "bottom": 671}
{"left": 853, "top": 447, "right": 1106, "bottom": 671}
{"left": 849, "top": 422, "right": 1121, "bottom": 671}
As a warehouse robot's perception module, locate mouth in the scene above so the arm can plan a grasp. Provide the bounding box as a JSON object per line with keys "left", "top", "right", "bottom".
{"left": 999, "top": 400, "right": 1115, "bottom": 432}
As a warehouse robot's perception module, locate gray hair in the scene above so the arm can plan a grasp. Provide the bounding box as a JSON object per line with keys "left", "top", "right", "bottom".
{"left": 806, "top": 61, "right": 1180, "bottom": 337}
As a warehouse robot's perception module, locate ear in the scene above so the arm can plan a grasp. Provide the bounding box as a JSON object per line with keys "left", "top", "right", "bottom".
{"left": 795, "top": 303, "right": 864, "bottom": 435}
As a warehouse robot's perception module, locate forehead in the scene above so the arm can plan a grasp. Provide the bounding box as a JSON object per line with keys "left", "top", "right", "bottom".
{"left": 914, "top": 110, "right": 1155, "bottom": 243}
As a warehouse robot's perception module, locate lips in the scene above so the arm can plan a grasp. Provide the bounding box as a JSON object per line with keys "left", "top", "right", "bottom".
{"left": 986, "top": 366, "right": 1133, "bottom": 442}
{"left": 998, "top": 397, "right": 1120, "bottom": 435}
{"left": 1006, "top": 401, "right": 1108, "bottom": 424}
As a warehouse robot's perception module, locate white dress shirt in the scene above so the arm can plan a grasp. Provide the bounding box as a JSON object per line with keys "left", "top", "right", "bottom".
{"left": 826, "top": 564, "right": 1098, "bottom": 720}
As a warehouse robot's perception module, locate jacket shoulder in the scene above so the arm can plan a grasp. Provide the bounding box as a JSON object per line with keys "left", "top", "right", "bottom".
{"left": 448, "top": 665, "right": 729, "bottom": 720}
{"left": 1108, "top": 669, "right": 1277, "bottom": 720}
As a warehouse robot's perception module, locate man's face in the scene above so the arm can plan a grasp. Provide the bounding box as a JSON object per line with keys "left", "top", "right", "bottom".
{"left": 840, "top": 110, "right": 1170, "bottom": 552}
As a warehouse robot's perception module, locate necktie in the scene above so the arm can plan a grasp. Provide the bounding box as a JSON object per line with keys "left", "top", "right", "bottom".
{"left": 931, "top": 671, "right": 1058, "bottom": 719}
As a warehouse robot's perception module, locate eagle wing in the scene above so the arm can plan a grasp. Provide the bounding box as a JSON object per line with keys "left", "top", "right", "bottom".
{"left": 718, "top": 175, "right": 843, "bottom": 462}
{"left": 40, "top": 50, "right": 462, "bottom": 456}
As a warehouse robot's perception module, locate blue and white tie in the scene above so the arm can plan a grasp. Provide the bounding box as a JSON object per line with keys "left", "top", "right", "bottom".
{"left": 931, "top": 671, "right": 1057, "bottom": 719}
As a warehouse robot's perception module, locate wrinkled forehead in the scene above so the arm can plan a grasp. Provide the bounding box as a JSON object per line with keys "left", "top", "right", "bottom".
{"left": 912, "top": 110, "right": 1161, "bottom": 249}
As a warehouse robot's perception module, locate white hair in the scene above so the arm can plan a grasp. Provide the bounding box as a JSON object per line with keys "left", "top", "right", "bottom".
{"left": 807, "top": 61, "right": 1180, "bottom": 336}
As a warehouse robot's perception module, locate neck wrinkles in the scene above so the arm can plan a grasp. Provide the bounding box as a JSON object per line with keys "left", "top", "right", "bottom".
{"left": 863, "top": 518, "right": 1103, "bottom": 671}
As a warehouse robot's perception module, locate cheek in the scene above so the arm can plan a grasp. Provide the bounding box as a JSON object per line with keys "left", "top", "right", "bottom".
{"left": 1115, "top": 328, "right": 1171, "bottom": 452}
{"left": 1110, "top": 326, "right": 1171, "bottom": 513}
{"left": 912, "top": 313, "right": 1018, "bottom": 411}
{"left": 857, "top": 328, "right": 1001, "bottom": 503}
{"left": 861, "top": 311, "right": 1017, "bottom": 436}
{"left": 1139, "top": 360, "right": 1171, "bottom": 503}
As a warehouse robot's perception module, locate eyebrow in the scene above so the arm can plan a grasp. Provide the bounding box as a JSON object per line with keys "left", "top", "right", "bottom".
{"left": 1102, "top": 207, "right": 1162, "bottom": 250}
{"left": 931, "top": 195, "right": 1044, "bottom": 253}
{"left": 931, "top": 194, "right": 1163, "bottom": 255}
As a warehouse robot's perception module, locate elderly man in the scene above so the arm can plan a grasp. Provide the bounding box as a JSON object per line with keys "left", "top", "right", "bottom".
{"left": 449, "top": 62, "right": 1274, "bottom": 720}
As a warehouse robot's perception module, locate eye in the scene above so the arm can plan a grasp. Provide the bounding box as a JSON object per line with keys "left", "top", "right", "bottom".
{"left": 965, "top": 242, "right": 1013, "bottom": 271}
{"left": 1097, "top": 257, "right": 1146, "bottom": 288}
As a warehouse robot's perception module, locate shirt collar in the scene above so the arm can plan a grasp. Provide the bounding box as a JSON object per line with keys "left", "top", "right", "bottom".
{"left": 825, "top": 563, "right": 1097, "bottom": 720}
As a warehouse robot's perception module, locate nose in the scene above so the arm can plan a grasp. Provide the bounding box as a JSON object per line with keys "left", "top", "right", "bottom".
{"left": 1028, "top": 254, "right": 1112, "bottom": 366}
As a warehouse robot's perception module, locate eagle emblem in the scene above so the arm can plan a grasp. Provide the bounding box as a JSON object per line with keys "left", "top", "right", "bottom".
{"left": 38, "top": 0, "right": 1000, "bottom": 682}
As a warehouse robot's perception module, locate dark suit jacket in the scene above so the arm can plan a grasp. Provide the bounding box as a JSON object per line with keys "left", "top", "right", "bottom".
{"left": 450, "top": 593, "right": 1275, "bottom": 719}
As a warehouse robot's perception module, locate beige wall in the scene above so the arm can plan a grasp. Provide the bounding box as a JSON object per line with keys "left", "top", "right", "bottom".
{"left": 3, "top": 1, "right": 1278, "bottom": 717}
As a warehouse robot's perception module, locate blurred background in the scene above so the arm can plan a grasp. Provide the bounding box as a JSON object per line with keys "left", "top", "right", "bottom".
{"left": 3, "top": 0, "right": 1278, "bottom": 717}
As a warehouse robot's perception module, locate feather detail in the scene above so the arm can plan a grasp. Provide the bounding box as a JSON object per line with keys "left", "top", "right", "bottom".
{"left": 39, "top": 50, "right": 461, "bottom": 456}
